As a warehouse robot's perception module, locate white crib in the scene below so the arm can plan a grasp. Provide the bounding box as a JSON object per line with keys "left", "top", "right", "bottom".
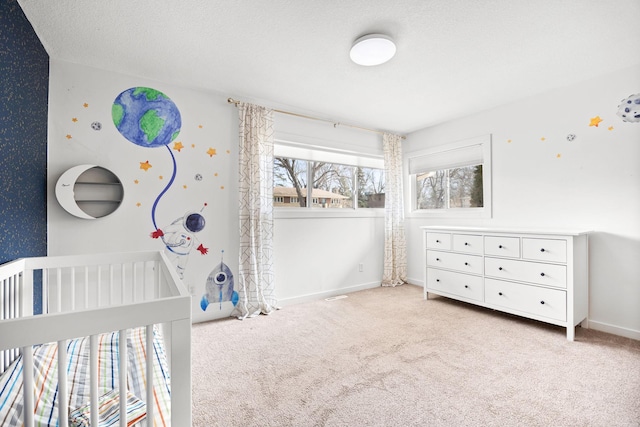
{"left": 0, "top": 251, "right": 191, "bottom": 426}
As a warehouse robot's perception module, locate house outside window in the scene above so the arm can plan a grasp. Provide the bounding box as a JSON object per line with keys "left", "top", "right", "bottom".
{"left": 273, "top": 152, "right": 385, "bottom": 210}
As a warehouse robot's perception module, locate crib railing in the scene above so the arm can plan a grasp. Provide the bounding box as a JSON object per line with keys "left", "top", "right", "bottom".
{"left": 0, "top": 258, "right": 25, "bottom": 372}
{"left": 0, "top": 250, "right": 192, "bottom": 427}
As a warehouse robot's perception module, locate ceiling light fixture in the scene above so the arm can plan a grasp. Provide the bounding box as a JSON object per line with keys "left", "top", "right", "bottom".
{"left": 349, "top": 34, "right": 396, "bottom": 66}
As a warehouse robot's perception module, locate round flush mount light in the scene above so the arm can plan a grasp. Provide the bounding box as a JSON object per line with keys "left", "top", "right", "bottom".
{"left": 350, "top": 34, "right": 396, "bottom": 66}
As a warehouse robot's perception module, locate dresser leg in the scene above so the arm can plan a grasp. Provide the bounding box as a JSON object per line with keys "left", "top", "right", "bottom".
{"left": 566, "top": 326, "right": 575, "bottom": 341}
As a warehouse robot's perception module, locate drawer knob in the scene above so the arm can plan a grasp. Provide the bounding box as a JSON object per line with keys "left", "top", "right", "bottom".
{"left": 464, "top": 262, "right": 469, "bottom": 266}
{"left": 498, "top": 292, "right": 503, "bottom": 296}
{"left": 436, "top": 240, "right": 440, "bottom": 243}
{"left": 540, "top": 248, "right": 546, "bottom": 252}
{"left": 464, "top": 242, "right": 469, "bottom": 246}
{"left": 540, "top": 300, "right": 545, "bottom": 305}
{"left": 540, "top": 272, "right": 545, "bottom": 277}
{"left": 498, "top": 267, "right": 503, "bottom": 271}
{"left": 498, "top": 245, "right": 503, "bottom": 249}
{"left": 464, "top": 285, "right": 469, "bottom": 289}
{"left": 436, "top": 258, "right": 440, "bottom": 261}
{"left": 436, "top": 279, "right": 440, "bottom": 282}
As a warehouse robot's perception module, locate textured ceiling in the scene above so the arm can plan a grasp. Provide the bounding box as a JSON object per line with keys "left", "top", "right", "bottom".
{"left": 17, "top": 0, "right": 640, "bottom": 134}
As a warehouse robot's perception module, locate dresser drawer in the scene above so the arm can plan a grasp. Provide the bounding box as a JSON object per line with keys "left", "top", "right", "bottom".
{"left": 485, "top": 236, "right": 520, "bottom": 258}
{"left": 427, "top": 250, "right": 483, "bottom": 275}
{"left": 452, "top": 234, "right": 483, "bottom": 255}
{"left": 426, "top": 232, "right": 451, "bottom": 250}
{"left": 485, "top": 257, "right": 567, "bottom": 288}
{"left": 522, "top": 238, "right": 567, "bottom": 263}
{"left": 485, "top": 278, "right": 566, "bottom": 321}
{"left": 427, "top": 268, "right": 484, "bottom": 302}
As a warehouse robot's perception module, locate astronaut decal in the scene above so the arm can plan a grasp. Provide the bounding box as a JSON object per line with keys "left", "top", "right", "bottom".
{"left": 201, "top": 251, "right": 239, "bottom": 311}
{"left": 151, "top": 207, "right": 208, "bottom": 279}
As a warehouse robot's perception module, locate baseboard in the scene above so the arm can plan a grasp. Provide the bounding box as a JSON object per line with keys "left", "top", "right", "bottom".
{"left": 278, "top": 281, "right": 381, "bottom": 307}
{"left": 407, "top": 276, "right": 423, "bottom": 287}
{"left": 587, "top": 319, "right": 640, "bottom": 341}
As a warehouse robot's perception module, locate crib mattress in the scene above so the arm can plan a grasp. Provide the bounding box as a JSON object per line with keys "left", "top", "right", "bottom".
{"left": 0, "top": 327, "right": 171, "bottom": 426}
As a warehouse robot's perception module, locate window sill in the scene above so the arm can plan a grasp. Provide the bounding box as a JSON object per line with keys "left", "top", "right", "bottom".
{"left": 407, "top": 207, "right": 491, "bottom": 219}
{"left": 274, "top": 208, "right": 384, "bottom": 219}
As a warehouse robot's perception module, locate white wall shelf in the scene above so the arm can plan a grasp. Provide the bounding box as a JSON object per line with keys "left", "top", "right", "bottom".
{"left": 55, "top": 165, "right": 124, "bottom": 219}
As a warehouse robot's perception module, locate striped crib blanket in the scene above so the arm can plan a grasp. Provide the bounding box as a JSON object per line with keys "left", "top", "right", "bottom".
{"left": 0, "top": 327, "right": 171, "bottom": 426}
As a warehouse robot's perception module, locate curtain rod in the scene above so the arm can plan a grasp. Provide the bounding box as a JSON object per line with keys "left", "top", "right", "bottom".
{"left": 227, "top": 98, "right": 404, "bottom": 139}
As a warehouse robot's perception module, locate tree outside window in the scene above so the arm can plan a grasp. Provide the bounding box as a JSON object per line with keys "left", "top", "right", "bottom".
{"left": 274, "top": 157, "right": 384, "bottom": 209}
{"left": 416, "top": 164, "right": 483, "bottom": 209}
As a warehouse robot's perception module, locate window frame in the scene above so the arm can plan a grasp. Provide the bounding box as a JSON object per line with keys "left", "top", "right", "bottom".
{"left": 406, "top": 135, "right": 492, "bottom": 219}
{"left": 273, "top": 139, "right": 386, "bottom": 219}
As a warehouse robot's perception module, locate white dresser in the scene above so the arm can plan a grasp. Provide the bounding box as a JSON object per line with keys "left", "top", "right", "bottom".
{"left": 422, "top": 226, "right": 590, "bottom": 340}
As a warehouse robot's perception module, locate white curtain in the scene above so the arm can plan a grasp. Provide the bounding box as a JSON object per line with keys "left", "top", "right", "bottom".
{"left": 382, "top": 132, "right": 407, "bottom": 287}
{"left": 232, "top": 102, "right": 278, "bottom": 319}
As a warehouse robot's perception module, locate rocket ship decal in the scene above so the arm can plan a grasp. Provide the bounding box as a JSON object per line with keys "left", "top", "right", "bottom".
{"left": 200, "top": 250, "right": 239, "bottom": 311}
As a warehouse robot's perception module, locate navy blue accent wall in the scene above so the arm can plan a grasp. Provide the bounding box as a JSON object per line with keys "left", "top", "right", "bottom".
{"left": 0, "top": 0, "right": 48, "bottom": 264}
{"left": 1, "top": 0, "right": 49, "bottom": 313}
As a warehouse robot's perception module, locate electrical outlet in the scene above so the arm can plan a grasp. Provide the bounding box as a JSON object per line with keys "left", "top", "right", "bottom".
{"left": 358, "top": 263, "right": 363, "bottom": 272}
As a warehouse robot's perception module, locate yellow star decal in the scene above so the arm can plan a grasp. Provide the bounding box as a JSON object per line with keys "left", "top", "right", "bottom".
{"left": 507, "top": 139, "right": 512, "bottom": 143}
{"left": 608, "top": 126, "right": 614, "bottom": 131}
{"left": 136, "top": 202, "right": 141, "bottom": 207}
{"left": 191, "top": 144, "right": 196, "bottom": 148}
{"left": 72, "top": 117, "right": 78, "bottom": 122}
{"left": 207, "top": 147, "right": 217, "bottom": 157}
{"left": 220, "top": 186, "right": 225, "bottom": 190}
{"left": 540, "top": 137, "right": 546, "bottom": 141}
{"left": 134, "top": 179, "right": 139, "bottom": 184}
{"left": 66, "top": 134, "right": 72, "bottom": 139}
{"left": 226, "top": 150, "right": 230, "bottom": 154}
{"left": 199, "top": 125, "right": 203, "bottom": 129}
{"left": 183, "top": 185, "right": 188, "bottom": 189}
{"left": 173, "top": 141, "right": 184, "bottom": 152}
{"left": 589, "top": 116, "right": 603, "bottom": 127}
{"left": 83, "top": 103, "right": 89, "bottom": 108}
{"left": 139, "top": 160, "right": 152, "bottom": 171}
{"left": 159, "top": 175, "right": 163, "bottom": 180}
{"left": 556, "top": 153, "right": 561, "bottom": 158}
{"left": 214, "top": 173, "right": 218, "bottom": 177}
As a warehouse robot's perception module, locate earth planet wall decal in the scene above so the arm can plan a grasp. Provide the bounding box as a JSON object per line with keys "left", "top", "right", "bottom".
{"left": 112, "top": 87, "right": 182, "bottom": 148}
{"left": 112, "top": 87, "right": 183, "bottom": 232}
{"left": 112, "top": 87, "right": 208, "bottom": 277}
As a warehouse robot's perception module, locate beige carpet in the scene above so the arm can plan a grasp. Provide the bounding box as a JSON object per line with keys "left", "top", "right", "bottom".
{"left": 192, "top": 285, "right": 640, "bottom": 426}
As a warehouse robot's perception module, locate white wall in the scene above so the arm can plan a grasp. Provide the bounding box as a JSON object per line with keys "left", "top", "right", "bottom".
{"left": 47, "top": 60, "right": 387, "bottom": 320}
{"left": 404, "top": 65, "right": 640, "bottom": 339}
{"left": 47, "top": 60, "right": 238, "bottom": 322}
{"left": 273, "top": 113, "right": 386, "bottom": 304}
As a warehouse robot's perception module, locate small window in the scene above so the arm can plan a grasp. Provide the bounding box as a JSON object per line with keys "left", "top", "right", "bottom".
{"left": 416, "top": 164, "right": 483, "bottom": 209}
{"left": 408, "top": 135, "right": 491, "bottom": 217}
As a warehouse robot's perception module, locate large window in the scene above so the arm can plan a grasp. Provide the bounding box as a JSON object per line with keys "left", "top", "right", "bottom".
{"left": 408, "top": 135, "right": 491, "bottom": 217}
{"left": 274, "top": 158, "right": 385, "bottom": 209}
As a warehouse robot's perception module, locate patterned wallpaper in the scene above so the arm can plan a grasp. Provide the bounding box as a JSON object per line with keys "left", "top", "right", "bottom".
{"left": 0, "top": 0, "right": 49, "bottom": 265}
